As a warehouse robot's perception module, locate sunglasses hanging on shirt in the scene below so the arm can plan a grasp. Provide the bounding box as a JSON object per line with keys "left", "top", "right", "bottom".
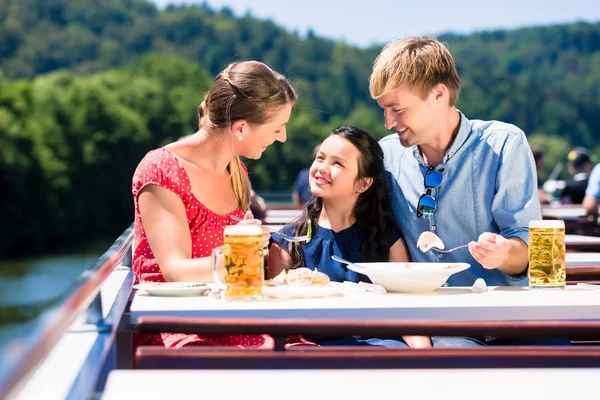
{"left": 417, "top": 166, "right": 443, "bottom": 217}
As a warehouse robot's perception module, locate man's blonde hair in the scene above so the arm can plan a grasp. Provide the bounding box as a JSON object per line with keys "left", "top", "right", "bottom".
{"left": 369, "top": 37, "right": 460, "bottom": 106}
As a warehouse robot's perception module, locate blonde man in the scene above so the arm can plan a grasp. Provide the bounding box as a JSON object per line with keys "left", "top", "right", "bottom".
{"left": 370, "top": 37, "right": 568, "bottom": 347}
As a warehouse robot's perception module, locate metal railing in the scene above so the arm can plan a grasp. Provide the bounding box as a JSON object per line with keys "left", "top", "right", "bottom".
{"left": 0, "top": 224, "right": 134, "bottom": 399}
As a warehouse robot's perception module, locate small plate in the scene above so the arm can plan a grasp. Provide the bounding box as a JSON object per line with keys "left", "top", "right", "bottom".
{"left": 261, "top": 284, "right": 342, "bottom": 299}
{"left": 133, "top": 282, "right": 211, "bottom": 297}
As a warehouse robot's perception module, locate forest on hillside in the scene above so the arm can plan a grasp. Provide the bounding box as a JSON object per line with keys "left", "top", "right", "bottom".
{"left": 1, "top": 0, "right": 600, "bottom": 256}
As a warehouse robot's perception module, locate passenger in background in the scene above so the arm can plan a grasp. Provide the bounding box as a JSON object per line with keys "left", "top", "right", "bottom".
{"left": 131, "top": 60, "right": 296, "bottom": 349}
{"left": 583, "top": 163, "right": 600, "bottom": 220}
{"left": 561, "top": 147, "right": 593, "bottom": 204}
{"left": 250, "top": 188, "right": 268, "bottom": 221}
{"left": 531, "top": 146, "right": 551, "bottom": 204}
{"left": 269, "top": 126, "right": 429, "bottom": 348}
{"left": 292, "top": 167, "right": 311, "bottom": 207}
{"left": 292, "top": 146, "right": 320, "bottom": 207}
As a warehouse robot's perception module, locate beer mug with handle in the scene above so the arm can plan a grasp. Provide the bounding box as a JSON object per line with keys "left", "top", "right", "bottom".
{"left": 212, "top": 224, "right": 264, "bottom": 300}
{"left": 528, "top": 220, "right": 566, "bottom": 288}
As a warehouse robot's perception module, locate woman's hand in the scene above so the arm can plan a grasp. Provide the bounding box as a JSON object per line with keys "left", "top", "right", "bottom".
{"left": 237, "top": 210, "right": 270, "bottom": 249}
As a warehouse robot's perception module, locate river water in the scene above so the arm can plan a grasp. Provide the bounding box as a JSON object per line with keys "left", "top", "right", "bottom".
{"left": 0, "top": 254, "right": 98, "bottom": 360}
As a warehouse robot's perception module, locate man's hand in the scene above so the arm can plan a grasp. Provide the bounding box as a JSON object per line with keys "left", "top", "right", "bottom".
{"left": 468, "top": 232, "right": 512, "bottom": 270}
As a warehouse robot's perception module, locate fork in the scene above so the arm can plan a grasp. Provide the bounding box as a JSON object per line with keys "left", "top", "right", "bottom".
{"left": 230, "top": 215, "right": 309, "bottom": 243}
{"left": 428, "top": 244, "right": 469, "bottom": 254}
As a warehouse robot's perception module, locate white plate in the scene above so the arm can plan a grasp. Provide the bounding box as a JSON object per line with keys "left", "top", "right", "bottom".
{"left": 261, "top": 284, "right": 342, "bottom": 299}
{"left": 134, "top": 282, "right": 211, "bottom": 297}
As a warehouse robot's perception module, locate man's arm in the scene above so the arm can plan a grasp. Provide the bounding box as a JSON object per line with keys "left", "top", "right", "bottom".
{"left": 473, "top": 130, "right": 540, "bottom": 275}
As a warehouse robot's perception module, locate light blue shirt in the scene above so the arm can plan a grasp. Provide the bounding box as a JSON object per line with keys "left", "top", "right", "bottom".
{"left": 380, "top": 111, "right": 542, "bottom": 286}
{"left": 585, "top": 164, "right": 600, "bottom": 199}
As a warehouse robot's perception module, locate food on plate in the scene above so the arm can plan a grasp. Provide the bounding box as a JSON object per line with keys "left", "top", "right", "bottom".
{"left": 265, "top": 268, "right": 330, "bottom": 287}
{"left": 417, "top": 231, "right": 445, "bottom": 252}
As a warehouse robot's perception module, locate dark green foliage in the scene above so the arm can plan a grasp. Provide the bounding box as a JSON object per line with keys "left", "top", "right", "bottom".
{"left": 1, "top": 0, "right": 599, "bottom": 256}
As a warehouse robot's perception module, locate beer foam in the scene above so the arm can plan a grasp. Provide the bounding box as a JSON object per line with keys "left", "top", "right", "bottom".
{"left": 224, "top": 224, "right": 262, "bottom": 235}
{"left": 529, "top": 220, "right": 565, "bottom": 229}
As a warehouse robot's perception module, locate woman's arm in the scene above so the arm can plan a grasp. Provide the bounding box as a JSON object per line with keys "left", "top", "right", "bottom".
{"left": 139, "top": 186, "right": 268, "bottom": 282}
{"left": 138, "top": 185, "right": 222, "bottom": 282}
{"left": 267, "top": 243, "right": 292, "bottom": 279}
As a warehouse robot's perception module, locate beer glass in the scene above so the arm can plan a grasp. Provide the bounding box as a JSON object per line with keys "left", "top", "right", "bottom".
{"left": 528, "top": 220, "right": 566, "bottom": 288}
{"left": 212, "top": 224, "right": 264, "bottom": 300}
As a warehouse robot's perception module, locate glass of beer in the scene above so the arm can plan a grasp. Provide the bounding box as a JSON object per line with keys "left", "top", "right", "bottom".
{"left": 528, "top": 220, "right": 566, "bottom": 288}
{"left": 212, "top": 224, "right": 264, "bottom": 300}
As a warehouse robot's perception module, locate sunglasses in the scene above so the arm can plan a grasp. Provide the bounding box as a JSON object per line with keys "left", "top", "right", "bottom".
{"left": 417, "top": 167, "right": 443, "bottom": 217}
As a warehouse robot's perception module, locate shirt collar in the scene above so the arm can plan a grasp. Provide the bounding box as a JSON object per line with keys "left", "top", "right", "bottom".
{"left": 411, "top": 110, "right": 471, "bottom": 167}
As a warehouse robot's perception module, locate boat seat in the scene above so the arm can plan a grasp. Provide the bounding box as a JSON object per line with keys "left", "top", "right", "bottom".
{"left": 134, "top": 346, "right": 600, "bottom": 370}
{"left": 135, "top": 316, "right": 600, "bottom": 343}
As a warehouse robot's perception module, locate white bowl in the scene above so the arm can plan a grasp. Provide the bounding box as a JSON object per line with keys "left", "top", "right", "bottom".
{"left": 347, "top": 262, "right": 470, "bottom": 293}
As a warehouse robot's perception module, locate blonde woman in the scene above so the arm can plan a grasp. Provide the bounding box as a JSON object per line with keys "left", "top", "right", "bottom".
{"left": 132, "top": 61, "right": 295, "bottom": 349}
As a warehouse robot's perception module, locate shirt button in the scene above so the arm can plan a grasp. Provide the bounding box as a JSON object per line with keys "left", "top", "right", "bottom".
{"left": 431, "top": 226, "right": 436, "bottom": 231}
{"left": 438, "top": 254, "right": 443, "bottom": 259}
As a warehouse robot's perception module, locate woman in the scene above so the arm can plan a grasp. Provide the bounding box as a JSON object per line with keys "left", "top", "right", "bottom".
{"left": 132, "top": 60, "right": 296, "bottom": 349}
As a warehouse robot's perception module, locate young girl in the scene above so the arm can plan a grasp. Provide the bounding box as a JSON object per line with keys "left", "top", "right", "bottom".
{"left": 132, "top": 60, "right": 296, "bottom": 349}
{"left": 268, "top": 125, "right": 431, "bottom": 348}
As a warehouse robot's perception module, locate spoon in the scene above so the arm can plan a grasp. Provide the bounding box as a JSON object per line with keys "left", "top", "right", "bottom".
{"left": 331, "top": 255, "right": 368, "bottom": 274}
{"left": 417, "top": 231, "right": 469, "bottom": 254}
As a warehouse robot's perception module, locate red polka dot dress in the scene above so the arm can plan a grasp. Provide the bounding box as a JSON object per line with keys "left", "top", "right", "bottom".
{"left": 131, "top": 148, "right": 273, "bottom": 349}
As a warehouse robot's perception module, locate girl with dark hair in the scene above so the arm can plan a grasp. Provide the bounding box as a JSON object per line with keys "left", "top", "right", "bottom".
{"left": 268, "top": 126, "right": 431, "bottom": 348}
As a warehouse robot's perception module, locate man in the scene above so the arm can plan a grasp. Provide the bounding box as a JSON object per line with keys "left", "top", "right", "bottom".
{"left": 583, "top": 163, "right": 600, "bottom": 219}
{"left": 561, "top": 147, "right": 593, "bottom": 205}
{"left": 370, "top": 37, "right": 553, "bottom": 347}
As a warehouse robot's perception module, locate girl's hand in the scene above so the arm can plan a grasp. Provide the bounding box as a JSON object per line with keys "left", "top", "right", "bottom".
{"left": 403, "top": 336, "right": 432, "bottom": 348}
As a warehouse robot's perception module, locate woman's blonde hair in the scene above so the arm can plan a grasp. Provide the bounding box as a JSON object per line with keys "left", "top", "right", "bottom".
{"left": 369, "top": 37, "right": 460, "bottom": 105}
{"left": 198, "top": 61, "right": 297, "bottom": 210}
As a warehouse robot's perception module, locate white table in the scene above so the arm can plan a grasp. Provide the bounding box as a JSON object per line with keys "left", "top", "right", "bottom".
{"left": 129, "top": 286, "right": 600, "bottom": 323}
{"left": 566, "top": 252, "right": 600, "bottom": 267}
{"left": 102, "top": 369, "right": 597, "bottom": 400}
{"left": 566, "top": 234, "right": 600, "bottom": 245}
{"left": 542, "top": 206, "right": 586, "bottom": 220}
{"left": 565, "top": 234, "right": 600, "bottom": 252}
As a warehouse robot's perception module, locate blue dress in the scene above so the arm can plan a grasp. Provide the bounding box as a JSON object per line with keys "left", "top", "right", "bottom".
{"left": 273, "top": 223, "right": 376, "bottom": 283}
{"left": 272, "top": 222, "right": 408, "bottom": 348}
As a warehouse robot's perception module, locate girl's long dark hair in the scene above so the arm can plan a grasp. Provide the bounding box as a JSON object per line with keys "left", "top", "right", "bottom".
{"left": 287, "top": 126, "right": 400, "bottom": 268}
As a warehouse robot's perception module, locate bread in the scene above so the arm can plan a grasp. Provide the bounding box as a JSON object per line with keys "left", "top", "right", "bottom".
{"left": 268, "top": 268, "right": 330, "bottom": 286}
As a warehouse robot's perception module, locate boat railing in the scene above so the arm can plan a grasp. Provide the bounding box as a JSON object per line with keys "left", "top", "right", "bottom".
{"left": 0, "top": 223, "right": 134, "bottom": 400}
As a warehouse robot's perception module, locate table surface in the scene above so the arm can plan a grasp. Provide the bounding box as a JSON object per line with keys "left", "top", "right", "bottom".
{"left": 102, "top": 369, "right": 598, "bottom": 400}
{"left": 566, "top": 252, "right": 600, "bottom": 267}
{"left": 566, "top": 234, "right": 600, "bottom": 244}
{"left": 129, "top": 284, "right": 600, "bottom": 323}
